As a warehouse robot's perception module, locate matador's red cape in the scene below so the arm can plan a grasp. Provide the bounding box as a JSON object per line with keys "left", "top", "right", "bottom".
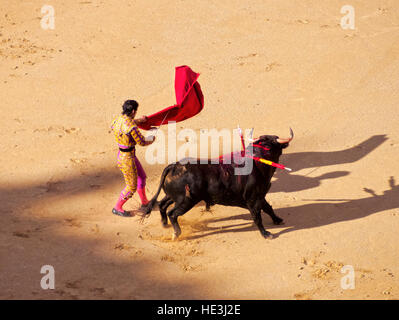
{"left": 137, "top": 65, "right": 204, "bottom": 130}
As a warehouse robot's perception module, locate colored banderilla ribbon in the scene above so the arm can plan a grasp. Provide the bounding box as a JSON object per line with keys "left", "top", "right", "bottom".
{"left": 246, "top": 154, "right": 292, "bottom": 172}
{"left": 237, "top": 125, "right": 292, "bottom": 172}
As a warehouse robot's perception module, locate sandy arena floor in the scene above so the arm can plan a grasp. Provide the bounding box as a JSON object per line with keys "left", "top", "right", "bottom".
{"left": 0, "top": 0, "right": 398, "bottom": 299}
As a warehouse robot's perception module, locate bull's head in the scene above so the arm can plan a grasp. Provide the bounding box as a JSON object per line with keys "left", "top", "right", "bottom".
{"left": 250, "top": 128, "right": 294, "bottom": 159}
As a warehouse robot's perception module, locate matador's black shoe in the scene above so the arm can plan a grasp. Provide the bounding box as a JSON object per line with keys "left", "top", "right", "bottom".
{"left": 112, "top": 208, "right": 132, "bottom": 217}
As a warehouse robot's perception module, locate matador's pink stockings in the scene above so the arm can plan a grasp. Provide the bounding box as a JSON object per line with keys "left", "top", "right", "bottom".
{"left": 114, "top": 195, "right": 128, "bottom": 212}
{"left": 137, "top": 188, "right": 149, "bottom": 205}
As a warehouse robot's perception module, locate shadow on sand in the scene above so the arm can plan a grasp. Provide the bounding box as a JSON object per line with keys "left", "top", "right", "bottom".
{"left": 0, "top": 163, "right": 198, "bottom": 299}
{"left": 0, "top": 135, "right": 390, "bottom": 298}
{"left": 167, "top": 135, "right": 393, "bottom": 240}
{"left": 271, "top": 134, "right": 388, "bottom": 193}
{"left": 180, "top": 176, "right": 398, "bottom": 240}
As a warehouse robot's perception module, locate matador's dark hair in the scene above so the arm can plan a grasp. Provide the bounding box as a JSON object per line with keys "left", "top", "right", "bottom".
{"left": 122, "top": 100, "right": 139, "bottom": 115}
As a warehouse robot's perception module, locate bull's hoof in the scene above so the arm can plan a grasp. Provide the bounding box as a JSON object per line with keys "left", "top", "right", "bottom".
{"left": 172, "top": 233, "right": 179, "bottom": 241}
{"left": 172, "top": 231, "right": 181, "bottom": 241}
{"left": 273, "top": 218, "right": 284, "bottom": 225}
{"left": 161, "top": 221, "right": 170, "bottom": 228}
{"left": 262, "top": 231, "right": 273, "bottom": 239}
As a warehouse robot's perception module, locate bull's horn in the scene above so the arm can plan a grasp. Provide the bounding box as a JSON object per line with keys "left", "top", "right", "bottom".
{"left": 277, "top": 128, "right": 294, "bottom": 144}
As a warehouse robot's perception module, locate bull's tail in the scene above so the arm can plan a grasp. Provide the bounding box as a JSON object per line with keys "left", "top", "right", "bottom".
{"left": 143, "top": 164, "right": 174, "bottom": 216}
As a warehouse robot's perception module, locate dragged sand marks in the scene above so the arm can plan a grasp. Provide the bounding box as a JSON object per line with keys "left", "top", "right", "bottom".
{"left": 293, "top": 260, "right": 342, "bottom": 300}
{"left": 2, "top": 13, "right": 17, "bottom": 27}
{"left": 312, "top": 261, "right": 345, "bottom": 280}
{"left": 33, "top": 126, "right": 81, "bottom": 138}
{"left": 65, "top": 279, "right": 82, "bottom": 289}
{"left": 160, "top": 253, "right": 203, "bottom": 272}
{"left": 13, "top": 231, "right": 30, "bottom": 238}
{"left": 360, "top": 7, "right": 390, "bottom": 20}
{"left": 264, "top": 14, "right": 348, "bottom": 31}
{"left": 12, "top": 224, "right": 48, "bottom": 239}
{"left": 63, "top": 218, "right": 82, "bottom": 228}
{"left": 265, "top": 62, "right": 282, "bottom": 72}
{"left": 90, "top": 287, "right": 106, "bottom": 295}
{"left": 293, "top": 250, "right": 398, "bottom": 299}
{"left": 0, "top": 36, "right": 56, "bottom": 60}
{"left": 90, "top": 223, "right": 100, "bottom": 232}
{"left": 113, "top": 242, "right": 144, "bottom": 258}
{"left": 159, "top": 243, "right": 204, "bottom": 273}
{"left": 60, "top": 278, "right": 107, "bottom": 299}
{"left": 166, "top": 239, "right": 205, "bottom": 272}
{"left": 298, "top": 252, "right": 348, "bottom": 281}
{"left": 140, "top": 228, "right": 205, "bottom": 272}
{"left": 234, "top": 52, "right": 282, "bottom": 72}
{"left": 53, "top": 289, "right": 79, "bottom": 300}
{"left": 296, "top": 19, "right": 310, "bottom": 25}
{"left": 0, "top": 34, "right": 60, "bottom": 79}
{"left": 139, "top": 229, "right": 178, "bottom": 243}
{"left": 70, "top": 158, "right": 88, "bottom": 165}
{"left": 235, "top": 53, "right": 259, "bottom": 67}
{"left": 236, "top": 53, "right": 259, "bottom": 60}
{"left": 293, "top": 292, "right": 313, "bottom": 300}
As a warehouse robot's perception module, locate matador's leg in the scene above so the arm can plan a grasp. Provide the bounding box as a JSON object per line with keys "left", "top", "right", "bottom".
{"left": 113, "top": 152, "right": 138, "bottom": 217}
{"left": 135, "top": 157, "right": 149, "bottom": 205}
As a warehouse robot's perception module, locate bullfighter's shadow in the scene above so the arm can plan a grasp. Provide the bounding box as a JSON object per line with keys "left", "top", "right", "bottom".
{"left": 182, "top": 176, "right": 399, "bottom": 240}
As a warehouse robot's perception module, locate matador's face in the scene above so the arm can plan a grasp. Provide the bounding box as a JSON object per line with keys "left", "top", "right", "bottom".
{"left": 129, "top": 109, "right": 137, "bottom": 119}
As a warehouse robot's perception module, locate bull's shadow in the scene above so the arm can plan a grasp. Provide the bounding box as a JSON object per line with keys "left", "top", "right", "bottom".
{"left": 270, "top": 135, "right": 388, "bottom": 193}
{"left": 272, "top": 176, "right": 399, "bottom": 237}
{"left": 182, "top": 176, "right": 399, "bottom": 239}
{"left": 270, "top": 171, "right": 349, "bottom": 193}
{"left": 276, "top": 177, "right": 399, "bottom": 235}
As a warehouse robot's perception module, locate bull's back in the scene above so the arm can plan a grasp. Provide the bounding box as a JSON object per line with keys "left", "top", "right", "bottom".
{"left": 163, "top": 162, "right": 247, "bottom": 207}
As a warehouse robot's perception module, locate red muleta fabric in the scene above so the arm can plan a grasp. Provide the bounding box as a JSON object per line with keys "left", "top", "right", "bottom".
{"left": 137, "top": 65, "right": 204, "bottom": 130}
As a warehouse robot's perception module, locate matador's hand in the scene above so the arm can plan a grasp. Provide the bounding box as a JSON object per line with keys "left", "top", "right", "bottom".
{"left": 146, "top": 135, "right": 156, "bottom": 143}
{"left": 135, "top": 115, "right": 148, "bottom": 124}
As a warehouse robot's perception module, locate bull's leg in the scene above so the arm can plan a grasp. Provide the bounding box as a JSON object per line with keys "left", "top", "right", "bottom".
{"left": 262, "top": 200, "right": 284, "bottom": 225}
{"left": 248, "top": 202, "right": 273, "bottom": 239}
{"left": 159, "top": 196, "right": 174, "bottom": 227}
{"left": 167, "top": 198, "right": 197, "bottom": 240}
{"left": 166, "top": 207, "right": 182, "bottom": 240}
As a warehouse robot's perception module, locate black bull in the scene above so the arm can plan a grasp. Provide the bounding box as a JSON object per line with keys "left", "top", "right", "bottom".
{"left": 144, "top": 132, "right": 293, "bottom": 239}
